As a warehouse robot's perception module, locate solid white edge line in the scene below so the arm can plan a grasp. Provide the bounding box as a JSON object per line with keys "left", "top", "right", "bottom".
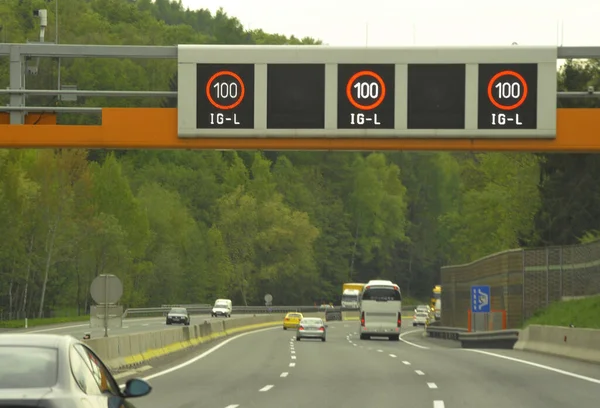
{"left": 259, "top": 385, "right": 274, "bottom": 392}
{"left": 462, "top": 349, "right": 600, "bottom": 385}
{"left": 136, "top": 326, "right": 279, "bottom": 383}
{"left": 399, "top": 329, "right": 430, "bottom": 349}
{"left": 433, "top": 401, "right": 445, "bottom": 408}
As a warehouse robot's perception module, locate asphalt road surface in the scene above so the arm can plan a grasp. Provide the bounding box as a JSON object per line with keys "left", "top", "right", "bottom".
{"left": 133, "top": 319, "right": 600, "bottom": 408}
{"left": 13, "top": 314, "right": 250, "bottom": 339}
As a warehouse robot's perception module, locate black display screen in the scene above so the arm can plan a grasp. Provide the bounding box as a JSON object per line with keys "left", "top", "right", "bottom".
{"left": 407, "top": 64, "right": 466, "bottom": 129}
{"left": 477, "top": 63, "right": 538, "bottom": 129}
{"left": 337, "top": 64, "right": 395, "bottom": 129}
{"left": 196, "top": 63, "right": 255, "bottom": 129}
{"left": 266, "top": 64, "right": 325, "bottom": 129}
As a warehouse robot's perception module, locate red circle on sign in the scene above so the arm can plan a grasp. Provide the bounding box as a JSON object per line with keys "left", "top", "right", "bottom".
{"left": 205, "top": 71, "right": 245, "bottom": 110}
{"left": 487, "top": 70, "right": 528, "bottom": 111}
{"left": 346, "top": 70, "right": 386, "bottom": 111}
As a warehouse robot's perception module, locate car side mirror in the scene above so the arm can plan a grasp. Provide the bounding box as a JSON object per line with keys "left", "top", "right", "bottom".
{"left": 123, "top": 378, "right": 152, "bottom": 398}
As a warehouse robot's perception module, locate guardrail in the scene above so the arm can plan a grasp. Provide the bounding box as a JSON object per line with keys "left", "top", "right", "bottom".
{"left": 122, "top": 304, "right": 418, "bottom": 318}
{"left": 425, "top": 325, "right": 520, "bottom": 349}
{"left": 458, "top": 330, "right": 520, "bottom": 349}
{"left": 426, "top": 325, "right": 468, "bottom": 340}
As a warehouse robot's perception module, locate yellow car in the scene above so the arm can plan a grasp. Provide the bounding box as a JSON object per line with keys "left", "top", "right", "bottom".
{"left": 283, "top": 312, "right": 304, "bottom": 330}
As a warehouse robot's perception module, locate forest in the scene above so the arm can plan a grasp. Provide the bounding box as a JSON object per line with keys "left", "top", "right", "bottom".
{"left": 0, "top": 0, "right": 599, "bottom": 319}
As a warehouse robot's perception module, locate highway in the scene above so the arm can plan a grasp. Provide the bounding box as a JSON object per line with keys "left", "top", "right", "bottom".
{"left": 133, "top": 319, "right": 600, "bottom": 408}
{"left": 14, "top": 314, "right": 249, "bottom": 338}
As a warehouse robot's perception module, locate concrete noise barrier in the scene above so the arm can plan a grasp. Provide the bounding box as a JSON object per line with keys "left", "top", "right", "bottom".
{"left": 514, "top": 324, "right": 600, "bottom": 363}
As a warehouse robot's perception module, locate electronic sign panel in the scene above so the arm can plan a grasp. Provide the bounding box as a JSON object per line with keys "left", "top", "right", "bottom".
{"left": 407, "top": 64, "right": 466, "bottom": 129}
{"left": 267, "top": 64, "right": 325, "bottom": 129}
{"left": 477, "top": 63, "right": 538, "bottom": 129}
{"left": 337, "top": 64, "right": 395, "bottom": 129}
{"left": 196, "top": 64, "right": 254, "bottom": 129}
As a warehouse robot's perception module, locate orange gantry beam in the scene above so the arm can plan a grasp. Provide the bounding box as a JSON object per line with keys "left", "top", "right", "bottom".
{"left": 0, "top": 108, "right": 599, "bottom": 151}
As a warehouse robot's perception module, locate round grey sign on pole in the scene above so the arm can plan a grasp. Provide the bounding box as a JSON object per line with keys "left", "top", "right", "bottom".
{"left": 264, "top": 294, "right": 273, "bottom": 303}
{"left": 90, "top": 274, "right": 123, "bottom": 304}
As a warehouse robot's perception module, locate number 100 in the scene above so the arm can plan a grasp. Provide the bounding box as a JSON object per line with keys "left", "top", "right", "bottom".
{"left": 494, "top": 82, "right": 521, "bottom": 99}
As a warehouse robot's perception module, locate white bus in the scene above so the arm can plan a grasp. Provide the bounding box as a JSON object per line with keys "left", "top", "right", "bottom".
{"left": 358, "top": 280, "right": 402, "bottom": 341}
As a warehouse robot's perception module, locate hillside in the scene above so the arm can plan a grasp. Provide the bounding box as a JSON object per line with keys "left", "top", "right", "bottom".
{"left": 0, "top": 0, "right": 599, "bottom": 319}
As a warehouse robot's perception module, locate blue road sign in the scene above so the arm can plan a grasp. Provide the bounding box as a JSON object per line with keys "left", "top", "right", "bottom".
{"left": 470, "top": 285, "right": 491, "bottom": 313}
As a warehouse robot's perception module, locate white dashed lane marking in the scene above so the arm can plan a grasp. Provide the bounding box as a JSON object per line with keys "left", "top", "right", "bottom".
{"left": 225, "top": 405, "right": 239, "bottom": 408}
{"left": 389, "top": 354, "right": 397, "bottom": 358}
{"left": 434, "top": 401, "right": 445, "bottom": 408}
{"left": 289, "top": 363, "right": 296, "bottom": 367}
{"left": 402, "top": 361, "right": 411, "bottom": 365}
{"left": 427, "top": 382, "right": 438, "bottom": 389}
{"left": 259, "top": 385, "right": 274, "bottom": 392}
{"left": 280, "top": 372, "right": 289, "bottom": 378}
{"left": 415, "top": 370, "right": 425, "bottom": 375}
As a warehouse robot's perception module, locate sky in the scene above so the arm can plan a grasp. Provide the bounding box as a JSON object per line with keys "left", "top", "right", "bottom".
{"left": 180, "top": 0, "right": 600, "bottom": 49}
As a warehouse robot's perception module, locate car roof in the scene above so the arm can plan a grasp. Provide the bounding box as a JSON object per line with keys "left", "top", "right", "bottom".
{"left": 0, "top": 333, "right": 76, "bottom": 348}
{"left": 286, "top": 312, "right": 303, "bottom": 315}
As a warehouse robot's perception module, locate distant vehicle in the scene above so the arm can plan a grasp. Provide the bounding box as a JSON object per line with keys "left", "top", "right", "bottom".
{"left": 359, "top": 280, "right": 402, "bottom": 341}
{"left": 166, "top": 307, "right": 190, "bottom": 325}
{"left": 211, "top": 299, "right": 232, "bottom": 318}
{"left": 431, "top": 285, "right": 442, "bottom": 310}
{"left": 341, "top": 289, "right": 361, "bottom": 309}
{"left": 283, "top": 312, "right": 304, "bottom": 330}
{"left": 414, "top": 304, "right": 430, "bottom": 314}
{"left": 434, "top": 298, "right": 442, "bottom": 320}
{"left": 296, "top": 317, "right": 327, "bottom": 342}
{"left": 0, "top": 333, "right": 151, "bottom": 406}
{"left": 319, "top": 304, "right": 333, "bottom": 310}
{"left": 413, "top": 311, "right": 430, "bottom": 326}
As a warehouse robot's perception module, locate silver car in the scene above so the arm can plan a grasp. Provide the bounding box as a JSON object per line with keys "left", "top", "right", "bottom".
{"left": 166, "top": 307, "right": 190, "bottom": 325}
{"left": 0, "top": 333, "right": 151, "bottom": 407}
{"left": 296, "top": 317, "right": 327, "bottom": 342}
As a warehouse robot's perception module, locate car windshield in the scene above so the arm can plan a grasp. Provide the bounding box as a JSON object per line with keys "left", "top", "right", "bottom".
{"left": 417, "top": 305, "right": 429, "bottom": 310}
{"left": 0, "top": 346, "right": 58, "bottom": 388}
{"left": 215, "top": 303, "right": 228, "bottom": 307}
{"left": 170, "top": 308, "right": 186, "bottom": 314}
{"left": 301, "top": 318, "right": 322, "bottom": 325}
{"left": 417, "top": 313, "right": 428, "bottom": 317}
{"left": 288, "top": 313, "right": 302, "bottom": 318}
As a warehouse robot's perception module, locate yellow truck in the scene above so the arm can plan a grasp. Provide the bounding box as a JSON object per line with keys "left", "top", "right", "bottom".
{"left": 342, "top": 283, "right": 365, "bottom": 309}
{"left": 431, "top": 285, "right": 442, "bottom": 319}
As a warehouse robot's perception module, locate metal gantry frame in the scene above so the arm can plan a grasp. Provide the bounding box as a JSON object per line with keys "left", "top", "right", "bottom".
{"left": 1, "top": 43, "right": 600, "bottom": 125}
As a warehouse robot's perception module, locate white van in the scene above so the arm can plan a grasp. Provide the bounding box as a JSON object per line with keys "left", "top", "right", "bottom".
{"left": 211, "top": 299, "right": 232, "bottom": 318}
{"left": 358, "top": 280, "right": 402, "bottom": 341}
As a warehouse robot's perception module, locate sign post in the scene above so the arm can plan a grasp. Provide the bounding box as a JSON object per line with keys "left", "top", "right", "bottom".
{"left": 90, "top": 274, "right": 124, "bottom": 337}
{"left": 264, "top": 293, "right": 273, "bottom": 311}
{"left": 470, "top": 285, "right": 491, "bottom": 332}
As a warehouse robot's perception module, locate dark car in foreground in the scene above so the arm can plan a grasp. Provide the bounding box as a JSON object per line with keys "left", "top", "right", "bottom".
{"left": 0, "top": 333, "right": 152, "bottom": 407}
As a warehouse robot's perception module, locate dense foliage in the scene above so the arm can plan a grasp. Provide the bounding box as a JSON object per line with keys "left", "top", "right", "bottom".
{"left": 0, "top": 0, "right": 597, "bottom": 318}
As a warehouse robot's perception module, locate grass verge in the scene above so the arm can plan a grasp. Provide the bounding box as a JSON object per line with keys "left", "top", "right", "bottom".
{"left": 0, "top": 314, "right": 90, "bottom": 329}
{"left": 524, "top": 295, "right": 600, "bottom": 329}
